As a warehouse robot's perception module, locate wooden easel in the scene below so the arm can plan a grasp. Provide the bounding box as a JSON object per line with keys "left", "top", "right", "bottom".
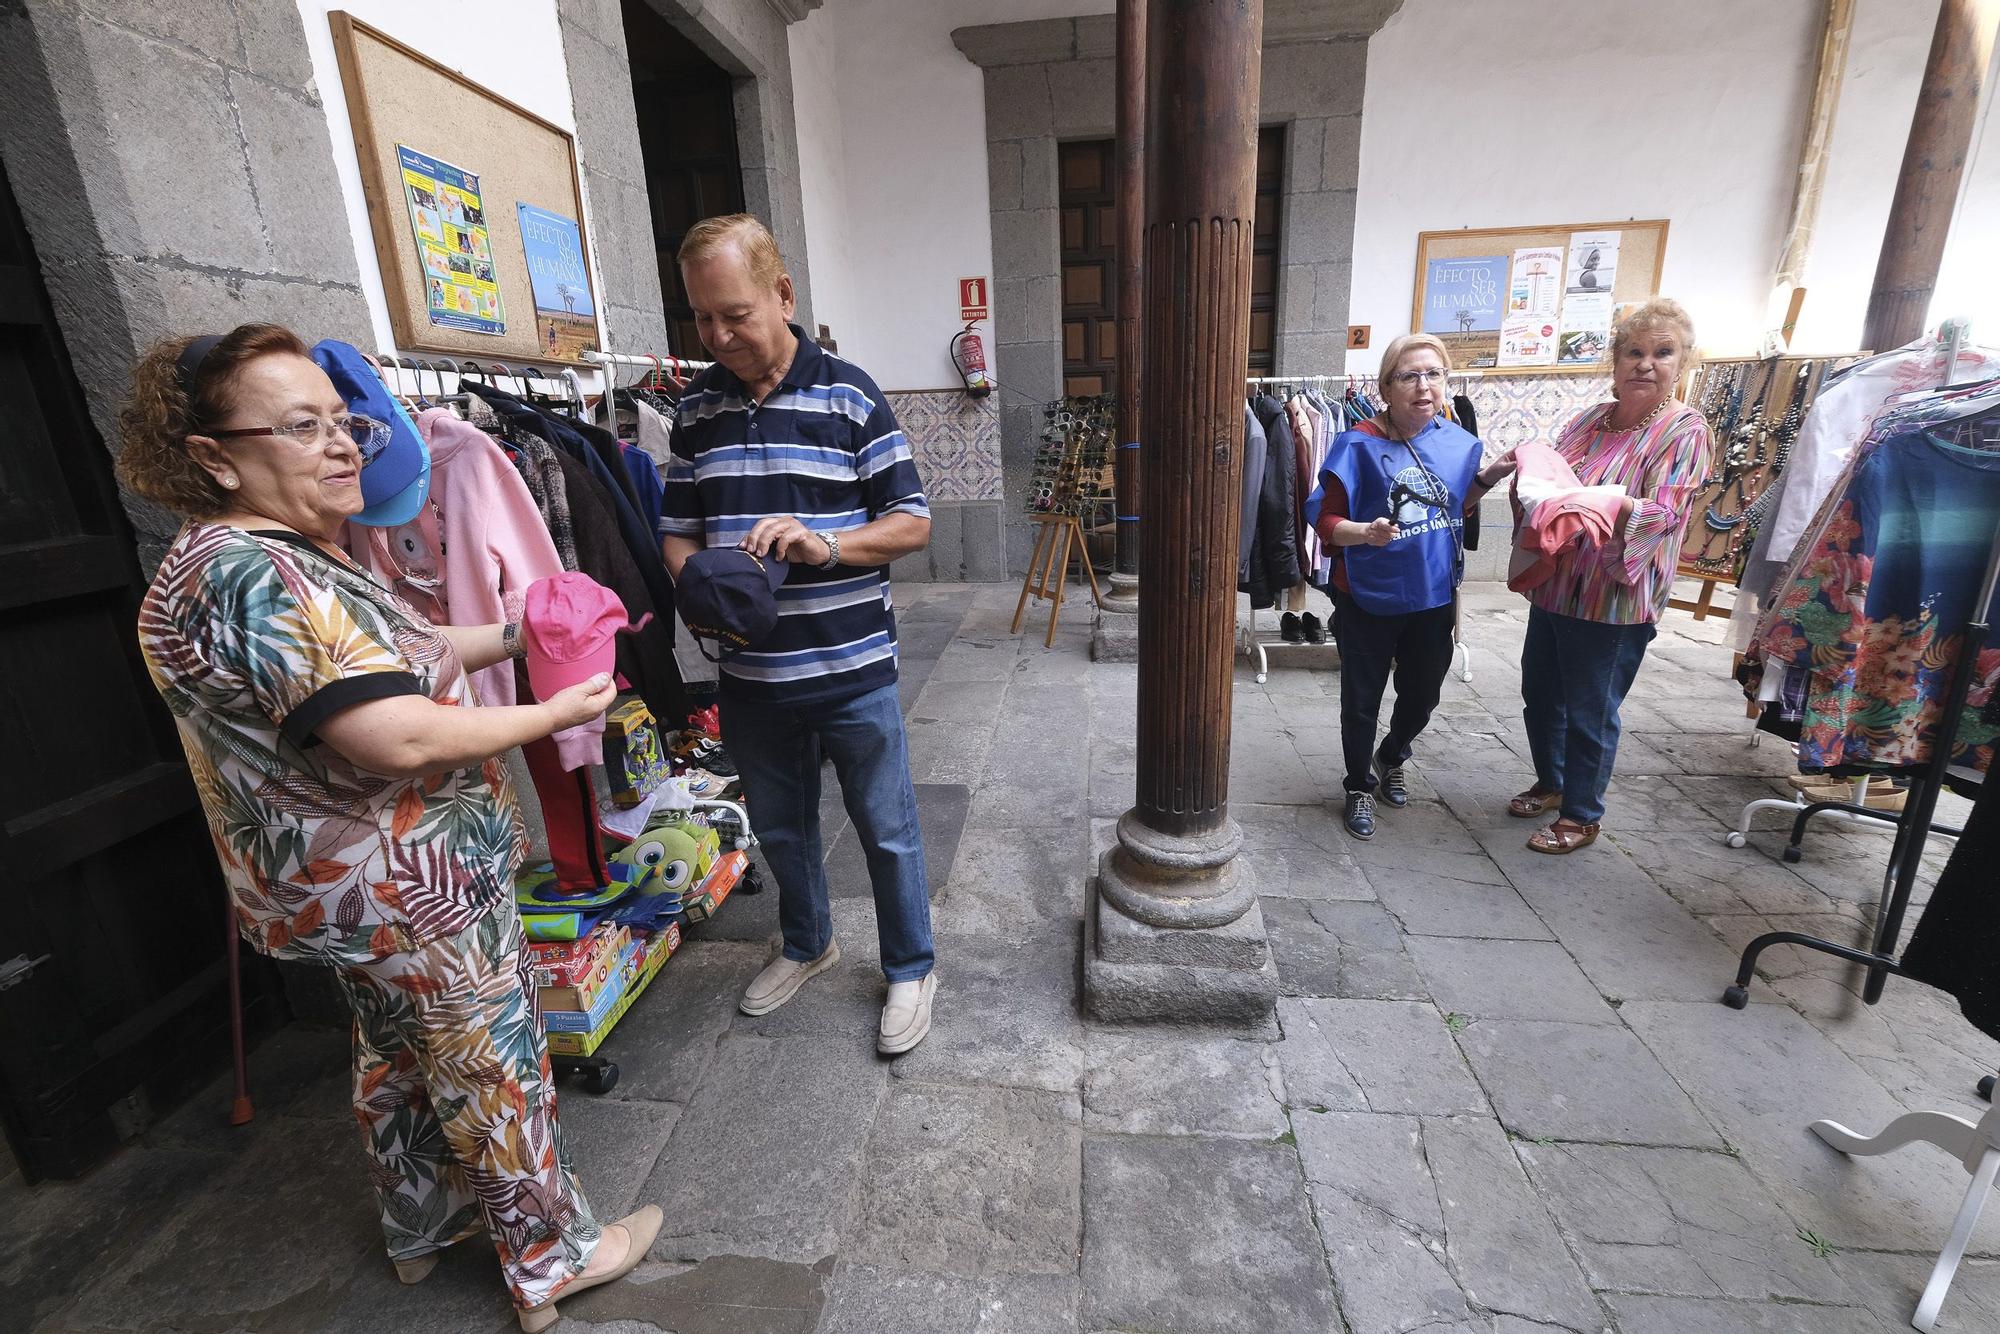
{"left": 1012, "top": 511, "right": 1102, "bottom": 646}
{"left": 1668, "top": 576, "right": 1728, "bottom": 621}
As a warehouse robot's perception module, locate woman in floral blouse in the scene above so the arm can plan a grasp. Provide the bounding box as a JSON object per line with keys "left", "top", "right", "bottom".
{"left": 1506, "top": 299, "right": 1713, "bottom": 853}
{"left": 123, "top": 324, "right": 655, "bottom": 1331}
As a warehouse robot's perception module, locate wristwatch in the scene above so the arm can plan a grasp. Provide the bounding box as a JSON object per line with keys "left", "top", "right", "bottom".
{"left": 502, "top": 621, "right": 525, "bottom": 659}
{"left": 817, "top": 531, "right": 842, "bottom": 570}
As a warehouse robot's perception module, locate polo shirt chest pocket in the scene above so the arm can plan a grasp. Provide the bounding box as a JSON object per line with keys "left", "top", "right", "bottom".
{"left": 784, "top": 415, "right": 864, "bottom": 517}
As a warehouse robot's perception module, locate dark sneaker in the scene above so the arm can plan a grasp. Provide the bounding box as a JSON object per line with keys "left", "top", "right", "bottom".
{"left": 1343, "top": 791, "right": 1377, "bottom": 840}
{"left": 1280, "top": 612, "right": 1303, "bottom": 644}
{"left": 1375, "top": 744, "right": 1408, "bottom": 808}
{"left": 1300, "top": 612, "right": 1325, "bottom": 644}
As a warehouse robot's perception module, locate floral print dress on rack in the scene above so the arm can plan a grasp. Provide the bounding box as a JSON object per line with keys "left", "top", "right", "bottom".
{"left": 1751, "top": 427, "right": 2000, "bottom": 775}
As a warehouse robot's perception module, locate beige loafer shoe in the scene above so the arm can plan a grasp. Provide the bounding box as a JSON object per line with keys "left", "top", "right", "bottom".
{"left": 739, "top": 940, "right": 841, "bottom": 1016}
{"left": 877, "top": 972, "right": 936, "bottom": 1055}
{"left": 518, "top": 1205, "right": 664, "bottom": 1332}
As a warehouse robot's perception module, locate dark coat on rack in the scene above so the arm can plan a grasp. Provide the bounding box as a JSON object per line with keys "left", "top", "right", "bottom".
{"left": 1242, "top": 393, "right": 1301, "bottom": 608}
{"left": 1900, "top": 774, "right": 2000, "bottom": 1040}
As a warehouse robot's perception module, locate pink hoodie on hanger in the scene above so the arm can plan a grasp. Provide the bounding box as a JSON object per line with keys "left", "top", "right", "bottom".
{"left": 349, "top": 408, "right": 604, "bottom": 769}
{"left": 1507, "top": 441, "right": 1629, "bottom": 593}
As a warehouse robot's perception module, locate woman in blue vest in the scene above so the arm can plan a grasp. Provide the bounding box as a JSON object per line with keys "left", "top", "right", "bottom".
{"left": 1314, "top": 333, "right": 1514, "bottom": 838}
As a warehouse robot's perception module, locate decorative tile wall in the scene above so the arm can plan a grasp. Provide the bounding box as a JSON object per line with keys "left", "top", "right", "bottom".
{"left": 1466, "top": 373, "right": 1613, "bottom": 461}
{"left": 890, "top": 390, "right": 1003, "bottom": 503}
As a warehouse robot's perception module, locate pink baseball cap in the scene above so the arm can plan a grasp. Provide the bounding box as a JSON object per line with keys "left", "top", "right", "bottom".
{"left": 522, "top": 573, "right": 652, "bottom": 699}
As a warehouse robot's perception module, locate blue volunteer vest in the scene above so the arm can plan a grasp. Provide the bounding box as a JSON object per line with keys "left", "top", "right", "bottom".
{"left": 1321, "top": 416, "right": 1483, "bottom": 615}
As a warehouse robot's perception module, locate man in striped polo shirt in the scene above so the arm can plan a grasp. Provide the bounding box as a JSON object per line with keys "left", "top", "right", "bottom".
{"left": 659, "top": 215, "right": 938, "bottom": 1055}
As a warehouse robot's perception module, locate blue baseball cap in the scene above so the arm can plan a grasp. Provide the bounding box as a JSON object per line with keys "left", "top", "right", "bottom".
{"left": 674, "top": 548, "right": 789, "bottom": 659}
{"left": 310, "top": 339, "right": 430, "bottom": 527}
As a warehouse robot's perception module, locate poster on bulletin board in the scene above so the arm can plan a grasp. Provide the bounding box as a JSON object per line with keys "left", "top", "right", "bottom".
{"left": 1411, "top": 219, "right": 1668, "bottom": 374}
{"left": 517, "top": 203, "right": 599, "bottom": 361}
{"left": 398, "top": 145, "right": 504, "bottom": 336}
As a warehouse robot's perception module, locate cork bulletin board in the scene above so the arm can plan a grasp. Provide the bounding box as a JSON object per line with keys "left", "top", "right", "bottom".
{"left": 329, "top": 12, "right": 601, "bottom": 363}
{"left": 1411, "top": 219, "right": 1668, "bottom": 375}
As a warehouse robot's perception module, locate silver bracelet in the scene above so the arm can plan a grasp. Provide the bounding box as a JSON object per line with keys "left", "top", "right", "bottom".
{"left": 502, "top": 621, "right": 525, "bottom": 659}
{"left": 818, "top": 531, "right": 842, "bottom": 570}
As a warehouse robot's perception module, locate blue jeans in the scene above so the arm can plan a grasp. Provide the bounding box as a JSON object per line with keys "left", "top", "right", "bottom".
{"left": 1520, "top": 606, "right": 1657, "bottom": 825}
{"left": 720, "top": 683, "right": 935, "bottom": 982}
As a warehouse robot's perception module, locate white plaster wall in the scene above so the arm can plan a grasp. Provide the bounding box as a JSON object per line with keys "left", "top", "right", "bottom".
{"left": 787, "top": 8, "right": 857, "bottom": 346}
{"left": 1347, "top": 0, "right": 1999, "bottom": 369}
{"left": 1348, "top": 0, "right": 1820, "bottom": 370}
{"left": 792, "top": 0, "right": 1113, "bottom": 390}
{"left": 293, "top": 0, "right": 609, "bottom": 359}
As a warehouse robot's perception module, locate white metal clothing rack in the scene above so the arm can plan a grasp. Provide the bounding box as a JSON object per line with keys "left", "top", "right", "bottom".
{"left": 582, "top": 348, "right": 716, "bottom": 382}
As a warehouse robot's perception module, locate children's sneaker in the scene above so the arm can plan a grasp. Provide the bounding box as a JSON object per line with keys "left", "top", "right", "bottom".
{"left": 679, "top": 767, "right": 739, "bottom": 800}
{"left": 686, "top": 736, "right": 737, "bottom": 777}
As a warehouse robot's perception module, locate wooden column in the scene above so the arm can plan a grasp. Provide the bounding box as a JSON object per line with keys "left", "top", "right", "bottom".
{"left": 1860, "top": 0, "right": 1998, "bottom": 353}
{"left": 1098, "top": 0, "right": 1262, "bottom": 934}
{"left": 1106, "top": 0, "right": 1147, "bottom": 602}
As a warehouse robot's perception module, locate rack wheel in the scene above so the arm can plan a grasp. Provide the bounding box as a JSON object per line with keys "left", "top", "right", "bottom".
{"left": 1724, "top": 831, "right": 1746, "bottom": 849}
{"left": 1255, "top": 671, "right": 1268, "bottom": 685}
{"left": 1781, "top": 846, "right": 1803, "bottom": 864}
{"left": 1721, "top": 985, "right": 1750, "bottom": 1010}
{"left": 583, "top": 1062, "right": 620, "bottom": 1095}
{"left": 739, "top": 864, "right": 765, "bottom": 896}
{"left": 1979, "top": 1075, "right": 1995, "bottom": 1103}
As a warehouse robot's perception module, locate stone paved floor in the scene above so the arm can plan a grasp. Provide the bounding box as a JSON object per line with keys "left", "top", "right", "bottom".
{"left": 10, "top": 581, "right": 2000, "bottom": 1334}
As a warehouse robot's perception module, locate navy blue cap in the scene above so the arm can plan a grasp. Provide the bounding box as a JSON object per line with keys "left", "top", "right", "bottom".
{"left": 675, "top": 548, "right": 789, "bottom": 658}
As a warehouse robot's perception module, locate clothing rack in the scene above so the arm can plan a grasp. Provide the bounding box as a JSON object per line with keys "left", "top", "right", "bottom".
{"left": 582, "top": 348, "right": 716, "bottom": 388}
{"left": 372, "top": 351, "right": 591, "bottom": 418}
{"left": 1718, "top": 321, "right": 2000, "bottom": 1334}
{"left": 1725, "top": 322, "right": 1981, "bottom": 862}
{"left": 1237, "top": 374, "right": 1475, "bottom": 684}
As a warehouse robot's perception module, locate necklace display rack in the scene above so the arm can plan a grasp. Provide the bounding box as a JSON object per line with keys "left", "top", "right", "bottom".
{"left": 1012, "top": 396, "right": 1110, "bottom": 647}
{"left": 1717, "top": 320, "right": 1998, "bottom": 1334}
{"left": 1668, "top": 353, "right": 1838, "bottom": 621}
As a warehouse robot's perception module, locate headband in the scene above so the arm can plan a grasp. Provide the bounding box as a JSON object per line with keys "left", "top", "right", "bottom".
{"left": 175, "top": 334, "right": 223, "bottom": 403}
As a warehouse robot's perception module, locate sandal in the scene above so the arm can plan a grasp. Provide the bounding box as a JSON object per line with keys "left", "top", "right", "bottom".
{"left": 1507, "top": 785, "right": 1563, "bottom": 818}
{"left": 1527, "top": 818, "right": 1600, "bottom": 855}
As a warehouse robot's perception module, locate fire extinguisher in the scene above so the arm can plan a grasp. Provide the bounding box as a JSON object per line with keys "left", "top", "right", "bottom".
{"left": 950, "top": 321, "right": 993, "bottom": 399}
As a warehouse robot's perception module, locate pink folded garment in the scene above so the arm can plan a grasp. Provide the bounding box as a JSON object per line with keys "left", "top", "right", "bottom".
{"left": 1508, "top": 442, "right": 1628, "bottom": 592}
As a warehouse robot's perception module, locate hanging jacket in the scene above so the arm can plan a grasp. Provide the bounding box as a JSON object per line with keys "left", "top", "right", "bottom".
{"left": 1242, "top": 396, "right": 1302, "bottom": 607}
{"left": 464, "top": 383, "right": 678, "bottom": 633}
{"left": 1239, "top": 402, "right": 1270, "bottom": 583}
{"left": 1901, "top": 772, "right": 2000, "bottom": 1039}
{"left": 1453, "top": 393, "right": 1483, "bottom": 551}
{"left": 549, "top": 448, "right": 687, "bottom": 727}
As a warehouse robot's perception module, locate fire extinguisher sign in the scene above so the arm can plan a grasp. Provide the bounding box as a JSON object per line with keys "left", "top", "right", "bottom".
{"left": 959, "top": 277, "right": 989, "bottom": 322}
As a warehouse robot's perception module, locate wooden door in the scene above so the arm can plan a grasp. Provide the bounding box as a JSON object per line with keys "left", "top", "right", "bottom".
{"left": 0, "top": 157, "right": 268, "bottom": 1180}
{"left": 1062, "top": 126, "right": 1286, "bottom": 392}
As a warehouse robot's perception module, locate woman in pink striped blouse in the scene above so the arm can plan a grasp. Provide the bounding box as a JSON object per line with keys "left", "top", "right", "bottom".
{"left": 1507, "top": 299, "right": 1712, "bottom": 853}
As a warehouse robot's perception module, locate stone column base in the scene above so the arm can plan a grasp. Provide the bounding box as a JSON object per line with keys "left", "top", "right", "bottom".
{"left": 1082, "top": 879, "right": 1279, "bottom": 1027}
{"left": 1090, "top": 573, "right": 1141, "bottom": 662}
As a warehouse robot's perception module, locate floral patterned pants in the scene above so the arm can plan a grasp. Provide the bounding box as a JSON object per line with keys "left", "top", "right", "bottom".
{"left": 334, "top": 898, "right": 602, "bottom": 1309}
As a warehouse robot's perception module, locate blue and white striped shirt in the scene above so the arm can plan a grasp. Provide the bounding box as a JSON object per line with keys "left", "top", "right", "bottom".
{"left": 659, "top": 325, "right": 930, "bottom": 705}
